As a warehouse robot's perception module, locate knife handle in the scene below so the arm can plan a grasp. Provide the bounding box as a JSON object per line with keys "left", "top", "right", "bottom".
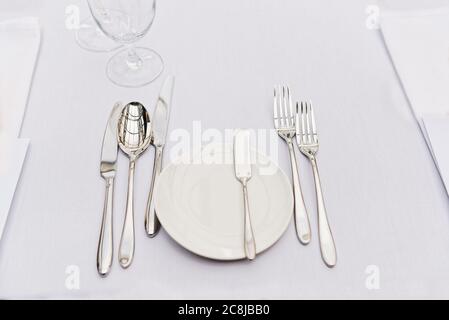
{"left": 242, "top": 181, "right": 256, "bottom": 260}
{"left": 97, "top": 177, "right": 114, "bottom": 276}
{"left": 145, "top": 146, "right": 162, "bottom": 237}
{"left": 119, "top": 159, "right": 136, "bottom": 268}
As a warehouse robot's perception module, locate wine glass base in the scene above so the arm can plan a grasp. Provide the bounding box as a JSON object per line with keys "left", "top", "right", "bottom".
{"left": 75, "top": 18, "right": 122, "bottom": 53}
{"left": 106, "top": 47, "right": 164, "bottom": 87}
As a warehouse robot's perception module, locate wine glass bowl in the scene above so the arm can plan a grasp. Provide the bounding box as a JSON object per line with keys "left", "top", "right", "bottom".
{"left": 87, "top": 0, "right": 163, "bottom": 87}
{"left": 89, "top": 5, "right": 155, "bottom": 42}
{"left": 75, "top": 17, "right": 122, "bottom": 52}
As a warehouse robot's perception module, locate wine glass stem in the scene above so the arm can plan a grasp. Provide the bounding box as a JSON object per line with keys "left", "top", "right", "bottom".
{"left": 126, "top": 46, "right": 143, "bottom": 70}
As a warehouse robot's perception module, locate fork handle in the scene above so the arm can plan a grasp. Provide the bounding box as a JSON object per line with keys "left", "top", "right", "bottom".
{"left": 310, "top": 157, "right": 337, "bottom": 268}
{"left": 287, "top": 141, "right": 311, "bottom": 245}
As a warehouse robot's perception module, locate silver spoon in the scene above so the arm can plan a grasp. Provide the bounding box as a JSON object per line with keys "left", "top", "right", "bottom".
{"left": 117, "top": 102, "right": 151, "bottom": 268}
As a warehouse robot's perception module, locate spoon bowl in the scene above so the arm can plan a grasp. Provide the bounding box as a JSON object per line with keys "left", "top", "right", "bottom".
{"left": 117, "top": 102, "right": 151, "bottom": 268}
{"left": 118, "top": 102, "right": 152, "bottom": 159}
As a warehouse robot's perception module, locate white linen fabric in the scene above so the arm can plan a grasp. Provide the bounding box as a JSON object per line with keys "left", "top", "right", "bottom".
{"left": 0, "top": 17, "right": 40, "bottom": 242}
{"left": 0, "top": 17, "right": 41, "bottom": 137}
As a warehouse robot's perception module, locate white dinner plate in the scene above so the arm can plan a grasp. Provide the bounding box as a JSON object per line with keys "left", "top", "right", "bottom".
{"left": 153, "top": 146, "right": 293, "bottom": 260}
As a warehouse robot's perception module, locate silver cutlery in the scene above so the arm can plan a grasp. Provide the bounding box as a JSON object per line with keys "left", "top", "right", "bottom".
{"left": 117, "top": 102, "right": 152, "bottom": 268}
{"left": 145, "top": 76, "right": 175, "bottom": 237}
{"left": 296, "top": 101, "right": 337, "bottom": 268}
{"left": 274, "top": 85, "right": 311, "bottom": 245}
{"left": 97, "top": 102, "right": 121, "bottom": 276}
{"left": 234, "top": 130, "right": 256, "bottom": 260}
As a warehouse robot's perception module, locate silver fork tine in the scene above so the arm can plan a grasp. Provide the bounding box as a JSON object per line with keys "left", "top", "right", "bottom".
{"left": 300, "top": 102, "right": 306, "bottom": 145}
{"left": 277, "top": 86, "right": 285, "bottom": 127}
{"left": 309, "top": 101, "right": 318, "bottom": 144}
{"left": 305, "top": 102, "right": 312, "bottom": 144}
{"left": 304, "top": 102, "right": 309, "bottom": 143}
{"left": 287, "top": 87, "right": 294, "bottom": 127}
{"left": 282, "top": 86, "right": 290, "bottom": 127}
{"left": 273, "top": 88, "right": 279, "bottom": 128}
{"left": 295, "top": 102, "right": 300, "bottom": 140}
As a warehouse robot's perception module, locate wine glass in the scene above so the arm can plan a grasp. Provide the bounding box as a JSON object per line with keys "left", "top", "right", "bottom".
{"left": 88, "top": 0, "right": 164, "bottom": 87}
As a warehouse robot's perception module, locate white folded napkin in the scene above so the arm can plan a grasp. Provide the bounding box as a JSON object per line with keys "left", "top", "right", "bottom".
{"left": 381, "top": 7, "right": 449, "bottom": 194}
{"left": 0, "top": 17, "right": 40, "bottom": 241}
{"left": 0, "top": 137, "right": 29, "bottom": 239}
{"left": 422, "top": 115, "right": 449, "bottom": 192}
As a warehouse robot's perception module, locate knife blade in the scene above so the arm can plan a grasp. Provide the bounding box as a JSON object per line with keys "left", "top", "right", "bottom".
{"left": 145, "top": 76, "right": 175, "bottom": 237}
{"left": 234, "top": 130, "right": 256, "bottom": 260}
{"left": 152, "top": 76, "right": 175, "bottom": 147}
{"left": 100, "top": 102, "right": 121, "bottom": 178}
{"left": 97, "top": 102, "right": 121, "bottom": 276}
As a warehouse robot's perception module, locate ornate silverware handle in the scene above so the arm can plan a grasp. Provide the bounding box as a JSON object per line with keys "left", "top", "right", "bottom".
{"left": 287, "top": 140, "right": 311, "bottom": 244}
{"left": 242, "top": 181, "right": 256, "bottom": 260}
{"left": 145, "top": 146, "right": 163, "bottom": 237}
{"left": 97, "top": 177, "right": 114, "bottom": 276}
{"left": 311, "top": 158, "right": 337, "bottom": 267}
{"left": 119, "top": 159, "right": 136, "bottom": 268}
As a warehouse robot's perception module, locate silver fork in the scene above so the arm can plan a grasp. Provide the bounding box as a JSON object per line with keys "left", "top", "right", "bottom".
{"left": 274, "top": 85, "right": 311, "bottom": 245}
{"left": 296, "top": 101, "right": 337, "bottom": 268}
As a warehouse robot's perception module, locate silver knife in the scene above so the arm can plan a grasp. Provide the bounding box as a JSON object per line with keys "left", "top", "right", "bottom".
{"left": 97, "top": 102, "right": 121, "bottom": 276}
{"left": 234, "top": 130, "right": 256, "bottom": 260}
{"left": 145, "top": 76, "right": 175, "bottom": 237}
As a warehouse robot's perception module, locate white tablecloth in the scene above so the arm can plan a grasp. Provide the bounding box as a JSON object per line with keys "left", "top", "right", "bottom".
{"left": 1, "top": 0, "right": 449, "bottom": 299}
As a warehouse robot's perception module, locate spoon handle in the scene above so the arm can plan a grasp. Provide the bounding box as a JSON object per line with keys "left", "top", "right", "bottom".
{"left": 145, "top": 146, "right": 163, "bottom": 237}
{"left": 119, "top": 159, "right": 136, "bottom": 268}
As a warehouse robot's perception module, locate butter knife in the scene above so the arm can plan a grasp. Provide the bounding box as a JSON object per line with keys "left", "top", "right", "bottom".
{"left": 97, "top": 102, "right": 121, "bottom": 276}
{"left": 234, "top": 130, "right": 256, "bottom": 260}
{"left": 145, "top": 76, "right": 175, "bottom": 237}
